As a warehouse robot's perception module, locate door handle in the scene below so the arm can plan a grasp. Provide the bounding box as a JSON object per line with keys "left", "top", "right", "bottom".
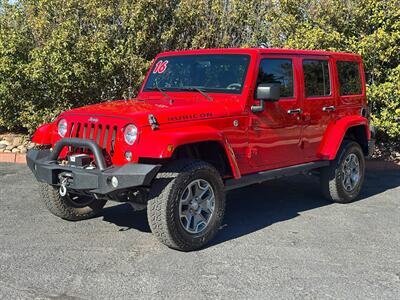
{"left": 322, "top": 105, "right": 336, "bottom": 112}
{"left": 287, "top": 108, "right": 302, "bottom": 114}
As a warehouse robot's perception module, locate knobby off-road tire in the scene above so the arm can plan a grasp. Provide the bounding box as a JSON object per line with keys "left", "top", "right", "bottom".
{"left": 320, "top": 140, "right": 365, "bottom": 203}
{"left": 39, "top": 183, "right": 107, "bottom": 221}
{"left": 147, "top": 159, "right": 226, "bottom": 251}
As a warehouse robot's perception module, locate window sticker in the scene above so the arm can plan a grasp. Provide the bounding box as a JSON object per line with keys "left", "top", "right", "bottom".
{"left": 153, "top": 60, "right": 169, "bottom": 74}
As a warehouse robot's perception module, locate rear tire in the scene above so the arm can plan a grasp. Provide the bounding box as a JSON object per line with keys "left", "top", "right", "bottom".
{"left": 320, "top": 140, "right": 365, "bottom": 203}
{"left": 39, "top": 183, "right": 107, "bottom": 220}
{"left": 147, "top": 159, "right": 225, "bottom": 251}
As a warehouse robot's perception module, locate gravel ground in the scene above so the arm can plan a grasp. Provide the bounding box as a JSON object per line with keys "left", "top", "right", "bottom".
{"left": 0, "top": 162, "right": 399, "bottom": 299}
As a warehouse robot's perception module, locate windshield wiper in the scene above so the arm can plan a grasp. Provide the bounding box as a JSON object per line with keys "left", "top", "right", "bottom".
{"left": 178, "top": 86, "right": 213, "bottom": 101}
{"left": 147, "top": 82, "right": 173, "bottom": 103}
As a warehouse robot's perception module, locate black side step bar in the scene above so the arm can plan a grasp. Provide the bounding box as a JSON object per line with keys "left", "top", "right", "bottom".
{"left": 225, "top": 161, "right": 330, "bottom": 191}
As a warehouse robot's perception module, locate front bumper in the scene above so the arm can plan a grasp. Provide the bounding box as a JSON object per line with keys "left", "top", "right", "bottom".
{"left": 26, "top": 138, "right": 161, "bottom": 195}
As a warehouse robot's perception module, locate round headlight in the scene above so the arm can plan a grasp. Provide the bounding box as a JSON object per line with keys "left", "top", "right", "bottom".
{"left": 124, "top": 124, "right": 138, "bottom": 145}
{"left": 58, "top": 118, "right": 68, "bottom": 137}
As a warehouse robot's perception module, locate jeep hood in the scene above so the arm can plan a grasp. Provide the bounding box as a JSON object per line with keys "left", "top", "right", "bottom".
{"left": 61, "top": 98, "right": 232, "bottom": 127}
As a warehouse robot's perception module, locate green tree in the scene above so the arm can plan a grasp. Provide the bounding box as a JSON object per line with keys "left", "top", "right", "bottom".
{"left": 0, "top": 0, "right": 399, "bottom": 139}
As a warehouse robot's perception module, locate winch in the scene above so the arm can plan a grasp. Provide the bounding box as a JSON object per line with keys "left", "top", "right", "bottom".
{"left": 67, "top": 154, "right": 91, "bottom": 168}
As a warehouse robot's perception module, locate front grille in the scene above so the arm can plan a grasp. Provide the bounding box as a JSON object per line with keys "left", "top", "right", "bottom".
{"left": 67, "top": 122, "right": 118, "bottom": 156}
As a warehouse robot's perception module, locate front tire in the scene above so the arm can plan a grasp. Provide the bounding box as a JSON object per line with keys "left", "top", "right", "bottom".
{"left": 39, "top": 183, "right": 107, "bottom": 220}
{"left": 320, "top": 140, "right": 365, "bottom": 203}
{"left": 147, "top": 159, "right": 225, "bottom": 251}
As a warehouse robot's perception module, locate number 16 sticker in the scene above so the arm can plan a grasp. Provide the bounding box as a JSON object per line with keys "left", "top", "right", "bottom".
{"left": 153, "top": 60, "right": 168, "bottom": 74}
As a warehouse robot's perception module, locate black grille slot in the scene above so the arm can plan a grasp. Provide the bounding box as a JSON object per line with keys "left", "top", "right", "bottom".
{"left": 96, "top": 124, "right": 102, "bottom": 144}
{"left": 110, "top": 126, "right": 117, "bottom": 155}
{"left": 89, "top": 124, "right": 95, "bottom": 139}
{"left": 103, "top": 125, "right": 109, "bottom": 149}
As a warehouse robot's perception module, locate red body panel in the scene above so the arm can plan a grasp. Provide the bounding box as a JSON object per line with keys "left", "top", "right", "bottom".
{"left": 318, "top": 115, "right": 369, "bottom": 160}
{"left": 32, "top": 48, "right": 371, "bottom": 178}
{"left": 32, "top": 123, "right": 54, "bottom": 144}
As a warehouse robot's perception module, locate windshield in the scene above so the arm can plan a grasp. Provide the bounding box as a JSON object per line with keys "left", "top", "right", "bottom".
{"left": 143, "top": 54, "right": 250, "bottom": 94}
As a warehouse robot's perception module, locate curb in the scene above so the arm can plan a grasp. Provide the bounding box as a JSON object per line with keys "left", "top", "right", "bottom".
{"left": 365, "top": 160, "right": 400, "bottom": 171}
{"left": 0, "top": 153, "right": 26, "bottom": 164}
{"left": 0, "top": 152, "right": 398, "bottom": 170}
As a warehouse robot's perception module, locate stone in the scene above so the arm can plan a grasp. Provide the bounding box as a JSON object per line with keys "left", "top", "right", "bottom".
{"left": 0, "top": 140, "right": 11, "bottom": 146}
{"left": 17, "top": 145, "right": 24, "bottom": 150}
{"left": 2, "top": 136, "right": 13, "bottom": 143}
{"left": 11, "top": 148, "right": 20, "bottom": 153}
{"left": 0, "top": 144, "right": 6, "bottom": 150}
{"left": 20, "top": 148, "right": 27, "bottom": 154}
{"left": 5, "top": 145, "right": 14, "bottom": 151}
{"left": 12, "top": 137, "right": 24, "bottom": 147}
{"left": 4, "top": 150, "right": 11, "bottom": 153}
{"left": 27, "top": 142, "right": 36, "bottom": 149}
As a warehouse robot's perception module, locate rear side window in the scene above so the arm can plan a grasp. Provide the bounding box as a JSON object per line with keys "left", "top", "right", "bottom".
{"left": 257, "top": 59, "right": 294, "bottom": 98}
{"left": 337, "top": 61, "right": 362, "bottom": 95}
{"left": 303, "top": 60, "right": 331, "bottom": 97}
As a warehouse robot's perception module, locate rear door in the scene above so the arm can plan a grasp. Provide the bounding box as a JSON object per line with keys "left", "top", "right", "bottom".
{"left": 300, "top": 56, "right": 336, "bottom": 160}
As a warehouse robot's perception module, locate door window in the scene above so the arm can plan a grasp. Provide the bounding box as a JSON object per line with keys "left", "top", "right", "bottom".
{"left": 303, "top": 60, "right": 331, "bottom": 97}
{"left": 336, "top": 61, "right": 362, "bottom": 95}
{"left": 257, "top": 59, "right": 294, "bottom": 98}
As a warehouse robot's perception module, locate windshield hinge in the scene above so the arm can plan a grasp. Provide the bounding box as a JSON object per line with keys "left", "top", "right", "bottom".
{"left": 148, "top": 114, "right": 159, "bottom": 130}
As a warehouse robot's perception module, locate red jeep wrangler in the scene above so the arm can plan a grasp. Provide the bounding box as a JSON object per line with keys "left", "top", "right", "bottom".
{"left": 27, "top": 48, "right": 375, "bottom": 251}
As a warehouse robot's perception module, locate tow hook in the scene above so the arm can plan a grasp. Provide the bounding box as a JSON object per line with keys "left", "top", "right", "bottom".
{"left": 58, "top": 172, "right": 73, "bottom": 197}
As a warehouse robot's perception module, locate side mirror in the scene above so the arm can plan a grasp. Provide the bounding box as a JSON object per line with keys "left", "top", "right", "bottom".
{"left": 251, "top": 83, "right": 281, "bottom": 113}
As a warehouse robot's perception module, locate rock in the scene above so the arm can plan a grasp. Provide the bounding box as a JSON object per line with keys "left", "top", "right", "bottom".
{"left": 5, "top": 145, "right": 14, "bottom": 151}
{"left": 27, "top": 142, "right": 36, "bottom": 149}
{"left": 12, "top": 137, "right": 24, "bottom": 147}
{"left": 2, "top": 136, "right": 13, "bottom": 143}
{"left": 17, "top": 145, "right": 25, "bottom": 150}
{"left": 0, "top": 140, "right": 11, "bottom": 146}
{"left": 0, "top": 148, "right": 4, "bottom": 152}
{"left": 4, "top": 150, "right": 11, "bottom": 153}
{"left": 11, "top": 148, "right": 20, "bottom": 153}
{"left": 20, "top": 148, "right": 27, "bottom": 154}
{"left": 0, "top": 144, "right": 6, "bottom": 150}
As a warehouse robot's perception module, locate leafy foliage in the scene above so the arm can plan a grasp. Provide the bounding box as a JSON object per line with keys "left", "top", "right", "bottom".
{"left": 0, "top": 0, "right": 399, "bottom": 139}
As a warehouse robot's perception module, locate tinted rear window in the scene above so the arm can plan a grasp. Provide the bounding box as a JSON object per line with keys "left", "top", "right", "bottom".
{"left": 337, "top": 61, "right": 362, "bottom": 95}
{"left": 303, "top": 60, "right": 331, "bottom": 97}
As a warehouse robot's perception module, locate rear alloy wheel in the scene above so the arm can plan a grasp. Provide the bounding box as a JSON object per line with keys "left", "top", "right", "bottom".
{"left": 321, "top": 140, "right": 365, "bottom": 203}
{"left": 147, "top": 159, "right": 225, "bottom": 251}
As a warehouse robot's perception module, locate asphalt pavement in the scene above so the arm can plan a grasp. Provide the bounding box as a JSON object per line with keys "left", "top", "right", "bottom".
{"left": 0, "top": 162, "right": 399, "bottom": 299}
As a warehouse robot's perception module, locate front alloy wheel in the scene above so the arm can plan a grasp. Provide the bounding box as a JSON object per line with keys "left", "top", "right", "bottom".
{"left": 179, "top": 179, "right": 215, "bottom": 234}
{"left": 147, "top": 159, "right": 225, "bottom": 251}
{"left": 39, "top": 183, "right": 107, "bottom": 220}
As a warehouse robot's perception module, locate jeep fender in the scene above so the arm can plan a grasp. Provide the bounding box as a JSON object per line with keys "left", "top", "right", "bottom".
{"left": 32, "top": 123, "right": 54, "bottom": 145}
{"left": 137, "top": 126, "right": 241, "bottom": 179}
{"left": 317, "top": 116, "right": 370, "bottom": 160}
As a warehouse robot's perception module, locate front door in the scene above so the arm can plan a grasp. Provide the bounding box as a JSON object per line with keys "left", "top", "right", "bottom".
{"left": 248, "top": 56, "right": 303, "bottom": 171}
{"left": 300, "top": 57, "right": 336, "bottom": 160}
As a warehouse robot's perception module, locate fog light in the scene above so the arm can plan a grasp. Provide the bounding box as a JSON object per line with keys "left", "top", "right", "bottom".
{"left": 125, "top": 151, "right": 132, "bottom": 161}
{"left": 111, "top": 176, "right": 119, "bottom": 188}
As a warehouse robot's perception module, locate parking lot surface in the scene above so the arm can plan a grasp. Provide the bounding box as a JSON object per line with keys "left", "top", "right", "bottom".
{"left": 0, "top": 162, "right": 399, "bottom": 299}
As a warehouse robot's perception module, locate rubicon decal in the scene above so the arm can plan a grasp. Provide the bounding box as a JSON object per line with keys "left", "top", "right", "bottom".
{"left": 167, "top": 112, "right": 213, "bottom": 122}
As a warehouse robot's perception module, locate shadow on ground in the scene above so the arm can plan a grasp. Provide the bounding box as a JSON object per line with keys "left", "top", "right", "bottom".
{"left": 100, "top": 167, "right": 400, "bottom": 247}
